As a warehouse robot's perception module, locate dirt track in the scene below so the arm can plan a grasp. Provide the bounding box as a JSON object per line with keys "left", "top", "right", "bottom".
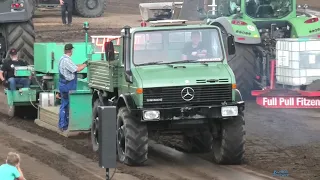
{"left": 0, "top": 2, "right": 319, "bottom": 180}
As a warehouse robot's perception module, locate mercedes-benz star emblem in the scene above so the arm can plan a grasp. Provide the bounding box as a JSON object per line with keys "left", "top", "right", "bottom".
{"left": 181, "top": 87, "right": 195, "bottom": 101}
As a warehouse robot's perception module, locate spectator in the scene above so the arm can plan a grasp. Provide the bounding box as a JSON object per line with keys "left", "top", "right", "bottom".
{"left": 60, "top": 0, "right": 73, "bottom": 25}
{"left": 0, "top": 152, "right": 25, "bottom": 180}
{"left": 0, "top": 49, "right": 30, "bottom": 92}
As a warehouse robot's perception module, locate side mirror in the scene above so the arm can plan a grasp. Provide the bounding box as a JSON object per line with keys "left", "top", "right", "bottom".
{"left": 104, "top": 41, "right": 115, "bottom": 61}
{"left": 227, "top": 35, "right": 236, "bottom": 55}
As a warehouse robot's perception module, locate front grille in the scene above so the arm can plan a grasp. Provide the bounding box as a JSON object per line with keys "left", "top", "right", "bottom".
{"left": 143, "top": 84, "right": 232, "bottom": 107}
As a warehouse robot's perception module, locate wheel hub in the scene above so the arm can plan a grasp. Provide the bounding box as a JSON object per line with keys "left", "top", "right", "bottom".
{"left": 117, "top": 126, "right": 125, "bottom": 154}
{"left": 86, "top": 0, "right": 98, "bottom": 9}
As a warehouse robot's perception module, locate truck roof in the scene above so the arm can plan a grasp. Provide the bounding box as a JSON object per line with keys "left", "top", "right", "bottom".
{"left": 120, "top": 20, "right": 218, "bottom": 33}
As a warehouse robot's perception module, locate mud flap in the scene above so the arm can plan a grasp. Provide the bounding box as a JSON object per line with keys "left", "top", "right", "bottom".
{"left": 34, "top": 90, "right": 92, "bottom": 137}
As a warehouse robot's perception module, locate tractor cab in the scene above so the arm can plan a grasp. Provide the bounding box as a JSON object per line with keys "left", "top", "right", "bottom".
{"left": 244, "top": 0, "right": 293, "bottom": 19}
{"left": 208, "top": 0, "right": 294, "bottom": 19}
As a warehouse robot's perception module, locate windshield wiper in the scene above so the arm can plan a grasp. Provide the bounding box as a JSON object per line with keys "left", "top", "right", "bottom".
{"left": 139, "top": 61, "right": 164, "bottom": 65}
{"left": 171, "top": 60, "right": 198, "bottom": 63}
{"left": 168, "top": 60, "right": 208, "bottom": 66}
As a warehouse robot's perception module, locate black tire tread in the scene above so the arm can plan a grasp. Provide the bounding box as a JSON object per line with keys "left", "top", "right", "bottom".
{"left": 228, "top": 43, "right": 256, "bottom": 99}
{"left": 5, "top": 21, "right": 35, "bottom": 65}
{"left": 91, "top": 99, "right": 100, "bottom": 152}
{"left": 215, "top": 24, "right": 256, "bottom": 100}
{"left": 118, "top": 107, "right": 148, "bottom": 166}
{"left": 74, "top": 0, "right": 106, "bottom": 18}
{"left": 213, "top": 112, "right": 245, "bottom": 165}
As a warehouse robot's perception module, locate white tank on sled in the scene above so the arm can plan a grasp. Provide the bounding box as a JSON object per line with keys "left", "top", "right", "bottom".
{"left": 276, "top": 38, "right": 320, "bottom": 86}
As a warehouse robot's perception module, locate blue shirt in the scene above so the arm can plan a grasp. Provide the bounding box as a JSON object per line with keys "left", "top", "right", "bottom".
{"left": 58, "top": 54, "right": 77, "bottom": 81}
{"left": 0, "top": 164, "right": 20, "bottom": 180}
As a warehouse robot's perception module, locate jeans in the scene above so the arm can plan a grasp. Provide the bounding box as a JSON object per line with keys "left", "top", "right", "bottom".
{"left": 7, "top": 77, "right": 30, "bottom": 90}
{"left": 61, "top": 2, "right": 73, "bottom": 24}
{"left": 59, "top": 92, "right": 69, "bottom": 130}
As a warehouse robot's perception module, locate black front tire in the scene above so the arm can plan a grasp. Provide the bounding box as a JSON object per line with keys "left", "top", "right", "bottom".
{"left": 212, "top": 112, "right": 245, "bottom": 165}
{"left": 117, "top": 107, "right": 148, "bottom": 166}
{"left": 91, "top": 99, "right": 101, "bottom": 152}
{"left": 74, "top": 0, "right": 106, "bottom": 18}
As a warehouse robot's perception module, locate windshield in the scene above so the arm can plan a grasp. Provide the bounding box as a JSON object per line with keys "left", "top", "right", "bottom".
{"left": 245, "top": 0, "right": 293, "bottom": 18}
{"left": 133, "top": 29, "right": 224, "bottom": 65}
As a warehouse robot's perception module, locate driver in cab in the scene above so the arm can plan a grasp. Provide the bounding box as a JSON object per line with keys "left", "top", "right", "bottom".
{"left": 181, "top": 31, "right": 208, "bottom": 60}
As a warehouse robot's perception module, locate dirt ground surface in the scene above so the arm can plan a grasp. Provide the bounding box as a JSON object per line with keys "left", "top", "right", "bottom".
{"left": 0, "top": 90, "right": 281, "bottom": 180}
{"left": 297, "top": 0, "right": 320, "bottom": 10}
{"left": 0, "top": 3, "right": 319, "bottom": 180}
{"left": 0, "top": 138, "right": 70, "bottom": 180}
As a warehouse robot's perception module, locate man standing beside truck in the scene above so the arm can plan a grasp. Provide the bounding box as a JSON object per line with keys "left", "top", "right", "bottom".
{"left": 58, "top": 44, "right": 87, "bottom": 131}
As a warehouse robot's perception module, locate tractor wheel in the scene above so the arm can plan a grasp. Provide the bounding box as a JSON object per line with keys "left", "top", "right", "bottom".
{"left": 91, "top": 99, "right": 101, "bottom": 152}
{"left": 74, "top": 0, "right": 106, "bottom": 18}
{"left": 4, "top": 21, "right": 35, "bottom": 65}
{"left": 183, "top": 130, "right": 213, "bottom": 153}
{"left": 212, "top": 112, "right": 245, "bottom": 165}
{"left": 216, "top": 25, "right": 257, "bottom": 100}
{"left": 228, "top": 43, "right": 257, "bottom": 99}
{"left": 117, "top": 107, "right": 148, "bottom": 166}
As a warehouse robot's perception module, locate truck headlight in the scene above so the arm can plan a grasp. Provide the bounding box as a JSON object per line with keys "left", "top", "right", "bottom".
{"left": 143, "top": 110, "right": 160, "bottom": 120}
{"left": 221, "top": 106, "right": 238, "bottom": 117}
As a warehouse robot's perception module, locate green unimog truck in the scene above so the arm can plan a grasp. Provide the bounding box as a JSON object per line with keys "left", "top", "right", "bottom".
{"left": 87, "top": 20, "right": 245, "bottom": 166}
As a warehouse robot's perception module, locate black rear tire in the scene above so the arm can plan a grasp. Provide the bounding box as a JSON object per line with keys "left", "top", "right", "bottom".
{"left": 228, "top": 43, "right": 257, "bottom": 100}
{"left": 216, "top": 25, "right": 257, "bottom": 100}
{"left": 212, "top": 112, "right": 245, "bottom": 165}
{"left": 117, "top": 107, "right": 148, "bottom": 166}
{"left": 4, "top": 21, "right": 35, "bottom": 65}
{"left": 74, "top": 0, "right": 106, "bottom": 18}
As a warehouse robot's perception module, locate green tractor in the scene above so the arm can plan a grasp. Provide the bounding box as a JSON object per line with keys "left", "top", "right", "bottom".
{"left": 207, "top": 0, "right": 320, "bottom": 99}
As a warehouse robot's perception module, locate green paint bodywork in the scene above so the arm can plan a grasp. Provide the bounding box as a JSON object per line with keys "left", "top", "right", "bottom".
{"left": 209, "top": 0, "right": 320, "bottom": 43}
{"left": 68, "top": 90, "right": 92, "bottom": 131}
{"left": 5, "top": 38, "right": 102, "bottom": 131}
{"left": 5, "top": 88, "right": 37, "bottom": 106}
{"left": 34, "top": 42, "right": 103, "bottom": 74}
